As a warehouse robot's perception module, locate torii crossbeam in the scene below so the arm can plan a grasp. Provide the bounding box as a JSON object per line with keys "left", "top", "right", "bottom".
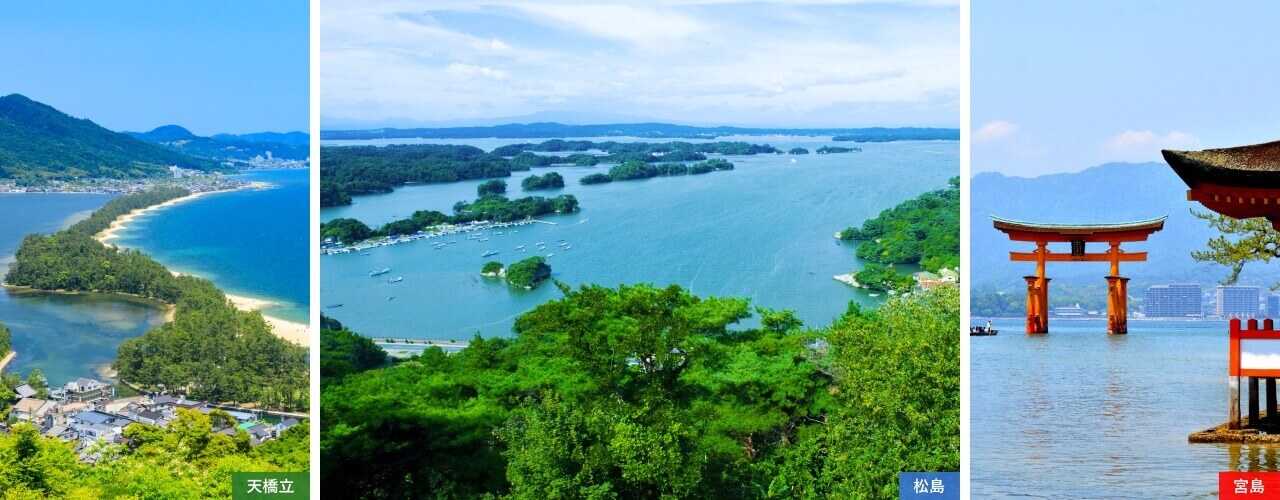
{"left": 992, "top": 216, "right": 1167, "bottom": 334}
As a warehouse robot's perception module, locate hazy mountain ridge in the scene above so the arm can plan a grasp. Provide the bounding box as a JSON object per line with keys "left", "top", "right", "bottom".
{"left": 0, "top": 94, "right": 218, "bottom": 180}
{"left": 127, "top": 126, "right": 309, "bottom": 162}
{"left": 971, "top": 161, "right": 1280, "bottom": 292}
{"left": 320, "top": 122, "right": 960, "bottom": 142}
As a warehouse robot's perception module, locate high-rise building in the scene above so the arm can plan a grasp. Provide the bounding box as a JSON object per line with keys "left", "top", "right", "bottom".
{"left": 1268, "top": 294, "right": 1280, "bottom": 318}
{"left": 1144, "top": 284, "right": 1202, "bottom": 318}
{"left": 1216, "top": 286, "right": 1261, "bottom": 319}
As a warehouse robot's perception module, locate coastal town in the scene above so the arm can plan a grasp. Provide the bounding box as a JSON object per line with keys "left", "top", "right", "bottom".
{"left": 3, "top": 376, "right": 302, "bottom": 462}
{"left": 0, "top": 169, "right": 249, "bottom": 194}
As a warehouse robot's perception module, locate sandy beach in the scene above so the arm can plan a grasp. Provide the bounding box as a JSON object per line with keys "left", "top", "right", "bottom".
{"left": 93, "top": 183, "right": 269, "bottom": 245}
{"left": 92, "top": 182, "right": 309, "bottom": 346}
{"left": 0, "top": 351, "right": 15, "bottom": 374}
{"left": 226, "top": 293, "right": 310, "bottom": 347}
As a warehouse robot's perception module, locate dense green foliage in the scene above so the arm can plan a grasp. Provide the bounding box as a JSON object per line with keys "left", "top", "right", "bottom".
{"left": 1191, "top": 210, "right": 1280, "bottom": 288}
{"left": 853, "top": 263, "right": 915, "bottom": 293}
{"left": 504, "top": 256, "right": 551, "bottom": 289}
{"left": 0, "top": 410, "right": 309, "bottom": 498}
{"left": 789, "top": 147, "right": 810, "bottom": 154}
{"left": 0, "top": 94, "right": 219, "bottom": 182}
{"left": 0, "top": 320, "right": 10, "bottom": 359}
{"left": 321, "top": 194, "right": 580, "bottom": 244}
{"left": 839, "top": 180, "right": 960, "bottom": 272}
{"left": 478, "top": 179, "right": 507, "bottom": 196}
{"left": 815, "top": 146, "right": 860, "bottom": 154}
{"left": 320, "top": 319, "right": 388, "bottom": 385}
{"left": 521, "top": 172, "right": 565, "bottom": 191}
{"left": 321, "top": 140, "right": 776, "bottom": 205}
{"left": 320, "top": 284, "right": 959, "bottom": 498}
{"left": 4, "top": 192, "right": 308, "bottom": 410}
{"left": 320, "top": 144, "right": 512, "bottom": 206}
{"left": 579, "top": 158, "right": 732, "bottom": 185}
{"left": 482, "top": 261, "right": 504, "bottom": 275}
{"left": 580, "top": 173, "right": 612, "bottom": 185}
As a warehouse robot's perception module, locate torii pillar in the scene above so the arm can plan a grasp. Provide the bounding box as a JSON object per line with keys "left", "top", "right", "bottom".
{"left": 992, "top": 216, "right": 1166, "bottom": 335}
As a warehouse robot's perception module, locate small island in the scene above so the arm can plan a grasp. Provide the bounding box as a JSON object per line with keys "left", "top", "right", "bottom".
{"left": 836, "top": 177, "right": 959, "bottom": 293}
{"left": 789, "top": 147, "right": 810, "bottom": 155}
{"left": 481, "top": 261, "right": 504, "bottom": 277}
{"left": 578, "top": 158, "right": 733, "bottom": 185}
{"left": 522, "top": 172, "right": 565, "bottom": 191}
{"left": 477, "top": 179, "right": 507, "bottom": 196}
{"left": 481, "top": 256, "right": 551, "bottom": 289}
{"left": 816, "top": 146, "right": 861, "bottom": 154}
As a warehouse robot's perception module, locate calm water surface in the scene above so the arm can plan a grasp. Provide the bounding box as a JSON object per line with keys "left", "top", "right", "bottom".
{"left": 0, "top": 194, "right": 166, "bottom": 385}
{"left": 972, "top": 318, "right": 1278, "bottom": 498}
{"left": 112, "top": 169, "right": 310, "bottom": 323}
{"left": 321, "top": 137, "right": 955, "bottom": 340}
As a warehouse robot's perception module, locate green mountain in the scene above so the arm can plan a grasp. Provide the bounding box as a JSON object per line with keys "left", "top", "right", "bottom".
{"left": 0, "top": 94, "right": 219, "bottom": 181}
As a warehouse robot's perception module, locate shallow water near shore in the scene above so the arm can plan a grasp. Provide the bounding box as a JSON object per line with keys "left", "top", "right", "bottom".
{"left": 0, "top": 193, "right": 167, "bottom": 385}
{"left": 321, "top": 137, "right": 954, "bottom": 340}
{"left": 971, "top": 318, "right": 1280, "bottom": 498}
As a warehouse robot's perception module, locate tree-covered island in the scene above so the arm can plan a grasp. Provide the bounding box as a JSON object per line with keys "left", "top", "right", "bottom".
{"left": 320, "top": 140, "right": 780, "bottom": 206}
{"left": 321, "top": 193, "right": 580, "bottom": 245}
{"left": 521, "top": 172, "right": 565, "bottom": 191}
{"left": 504, "top": 256, "right": 552, "bottom": 289}
{"left": 839, "top": 177, "right": 960, "bottom": 292}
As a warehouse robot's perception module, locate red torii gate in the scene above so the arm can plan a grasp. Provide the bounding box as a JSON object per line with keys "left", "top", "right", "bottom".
{"left": 991, "top": 216, "right": 1166, "bottom": 335}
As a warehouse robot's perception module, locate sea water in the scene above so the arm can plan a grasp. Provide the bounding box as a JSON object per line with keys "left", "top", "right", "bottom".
{"left": 320, "top": 137, "right": 956, "bottom": 340}
{"left": 111, "top": 169, "right": 310, "bottom": 324}
{"left": 0, "top": 194, "right": 166, "bottom": 385}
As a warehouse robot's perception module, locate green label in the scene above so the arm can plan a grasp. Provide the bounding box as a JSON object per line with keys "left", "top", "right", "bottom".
{"left": 231, "top": 472, "right": 310, "bottom": 499}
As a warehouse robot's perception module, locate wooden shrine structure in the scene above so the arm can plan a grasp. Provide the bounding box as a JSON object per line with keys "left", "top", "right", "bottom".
{"left": 1167, "top": 141, "right": 1280, "bottom": 433}
{"left": 991, "top": 216, "right": 1166, "bottom": 335}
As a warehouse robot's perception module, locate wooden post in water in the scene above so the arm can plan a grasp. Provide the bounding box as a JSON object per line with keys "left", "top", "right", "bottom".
{"left": 1250, "top": 377, "right": 1261, "bottom": 426}
{"left": 1269, "top": 378, "right": 1277, "bottom": 421}
{"left": 1231, "top": 375, "right": 1241, "bottom": 430}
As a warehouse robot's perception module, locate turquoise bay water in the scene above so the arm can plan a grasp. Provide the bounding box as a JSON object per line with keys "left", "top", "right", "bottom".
{"left": 0, "top": 194, "right": 166, "bottom": 385}
{"left": 972, "top": 318, "right": 1271, "bottom": 498}
{"left": 112, "top": 169, "right": 310, "bottom": 323}
{"left": 321, "top": 137, "right": 955, "bottom": 340}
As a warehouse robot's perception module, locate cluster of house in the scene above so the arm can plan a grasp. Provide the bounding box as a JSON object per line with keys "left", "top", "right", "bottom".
{"left": 5, "top": 377, "right": 300, "bottom": 461}
{"left": 913, "top": 267, "right": 961, "bottom": 290}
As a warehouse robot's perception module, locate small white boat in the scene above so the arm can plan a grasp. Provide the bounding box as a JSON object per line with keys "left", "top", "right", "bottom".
{"left": 388, "top": 277, "right": 403, "bottom": 283}
{"left": 547, "top": 253, "right": 555, "bottom": 257}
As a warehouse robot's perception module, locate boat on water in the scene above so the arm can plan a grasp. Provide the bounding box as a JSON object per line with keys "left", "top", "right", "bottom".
{"left": 388, "top": 277, "right": 403, "bottom": 283}
{"left": 546, "top": 253, "right": 554, "bottom": 257}
{"left": 326, "top": 303, "right": 343, "bottom": 308}
{"left": 479, "top": 238, "right": 490, "bottom": 242}
{"left": 361, "top": 252, "right": 371, "bottom": 256}
{"left": 970, "top": 326, "right": 998, "bottom": 336}
{"left": 565, "top": 245, "right": 572, "bottom": 250}
{"left": 387, "top": 296, "right": 395, "bottom": 301}
{"left": 790, "top": 158, "right": 797, "bottom": 164}
{"left": 482, "top": 250, "right": 499, "bottom": 257}
{"left": 369, "top": 267, "right": 391, "bottom": 276}
{"left": 869, "top": 293, "right": 880, "bottom": 297}
{"left": 516, "top": 245, "right": 525, "bottom": 250}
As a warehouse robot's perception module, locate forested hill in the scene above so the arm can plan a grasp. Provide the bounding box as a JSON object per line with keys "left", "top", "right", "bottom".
{"left": 126, "top": 125, "right": 310, "bottom": 162}
{"left": 321, "top": 122, "right": 959, "bottom": 142}
{"left": 0, "top": 94, "right": 218, "bottom": 181}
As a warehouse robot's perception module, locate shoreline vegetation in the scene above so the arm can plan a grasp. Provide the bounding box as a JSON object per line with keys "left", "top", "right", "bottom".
{"left": 837, "top": 177, "right": 960, "bottom": 292}
{"left": 320, "top": 285, "right": 959, "bottom": 497}
{"left": 321, "top": 193, "right": 579, "bottom": 247}
{"left": 320, "top": 140, "right": 803, "bottom": 206}
{"left": 5, "top": 186, "right": 309, "bottom": 411}
{"left": 87, "top": 183, "right": 310, "bottom": 345}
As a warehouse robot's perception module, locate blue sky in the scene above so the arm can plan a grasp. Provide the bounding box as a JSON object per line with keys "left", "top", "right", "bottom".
{"left": 0, "top": 1, "right": 308, "bottom": 136}
{"left": 974, "top": 1, "right": 1280, "bottom": 177}
{"left": 321, "top": 1, "right": 959, "bottom": 129}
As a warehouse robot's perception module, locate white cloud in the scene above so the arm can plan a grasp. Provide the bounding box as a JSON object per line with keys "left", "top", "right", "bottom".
{"left": 1104, "top": 130, "right": 1202, "bottom": 161}
{"left": 444, "top": 63, "right": 508, "bottom": 80}
{"left": 320, "top": 1, "right": 960, "bottom": 126}
{"left": 974, "top": 120, "right": 1017, "bottom": 142}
